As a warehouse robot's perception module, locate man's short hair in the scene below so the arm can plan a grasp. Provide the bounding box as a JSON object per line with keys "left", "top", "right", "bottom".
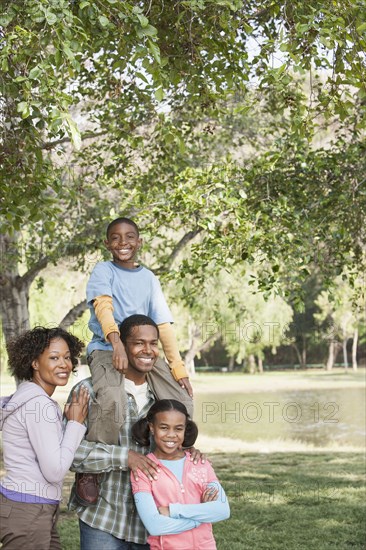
{"left": 119, "top": 315, "right": 159, "bottom": 344}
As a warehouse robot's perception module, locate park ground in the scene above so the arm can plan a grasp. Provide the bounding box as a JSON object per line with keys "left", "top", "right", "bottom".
{"left": 58, "top": 370, "right": 366, "bottom": 549}
{"left": 1, "top": 370, "right": 365, "bottom": 549}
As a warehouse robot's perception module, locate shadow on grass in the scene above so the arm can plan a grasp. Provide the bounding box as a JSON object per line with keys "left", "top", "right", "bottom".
{"left": 58, "top": 451, "right": 366, "bottom": 550}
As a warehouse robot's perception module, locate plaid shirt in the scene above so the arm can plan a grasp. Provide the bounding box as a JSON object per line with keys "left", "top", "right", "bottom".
{"left": 68, "top": 377, "right": 155, "bottom": 544}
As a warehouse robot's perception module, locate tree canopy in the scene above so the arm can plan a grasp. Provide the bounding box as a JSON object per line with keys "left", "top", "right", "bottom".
{"left": 0, "top": 0, "right": 365, "bottom": 347}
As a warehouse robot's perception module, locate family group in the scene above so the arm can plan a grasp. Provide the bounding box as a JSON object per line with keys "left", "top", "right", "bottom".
{"left": 0, "top": 217, "right": 230, "bottom": 549}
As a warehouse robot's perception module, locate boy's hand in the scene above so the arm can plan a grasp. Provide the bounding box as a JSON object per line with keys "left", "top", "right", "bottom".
{"left": 108, "top": 334, "right": 128, "bottom": 373}
{"left": 158, "top": 506, "right": 170, "bottom": 516}
{"left": 112, "top": 343, "right": 128, "bottom": 372}
{"left": 179, "top": 377, "right": 193, "bottom": 398}
{"left": 128, "top": 450, "right": 161, "bottom": 481}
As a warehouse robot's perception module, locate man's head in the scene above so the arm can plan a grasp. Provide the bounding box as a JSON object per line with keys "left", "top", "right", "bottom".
{"left": 104, "top": 217, "right": 142, "bottom": 268}
{"left": 119, "top": 315, "right": 160, "bottom": 383}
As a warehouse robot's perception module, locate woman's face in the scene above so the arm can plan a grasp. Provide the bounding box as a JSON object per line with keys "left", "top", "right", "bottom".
{"left": 32, "top": 338, "right": 73, "bottom": 396}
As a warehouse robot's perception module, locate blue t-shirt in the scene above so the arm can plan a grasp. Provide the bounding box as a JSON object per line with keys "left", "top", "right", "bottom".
{"left": 86, "top": 261, "right": 173, "bottom": 355}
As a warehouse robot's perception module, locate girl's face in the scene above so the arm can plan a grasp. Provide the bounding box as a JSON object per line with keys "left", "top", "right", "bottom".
{"left": 32, "top": 338, "right": 73, "bottom": 396}
{"left": 150, "top": 410, "right": 186, "bottom": 460}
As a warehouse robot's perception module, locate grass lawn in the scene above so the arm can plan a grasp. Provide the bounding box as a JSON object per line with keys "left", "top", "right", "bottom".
{"left": 1, "top": 370, "right": 365, "bottom": 548}
{"left": 58, "top": 451, "right": 366, "bottom": 550}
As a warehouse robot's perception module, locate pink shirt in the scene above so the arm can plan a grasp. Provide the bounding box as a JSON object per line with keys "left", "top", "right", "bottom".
{"left": 132, "top": 452, "right": 218, "bottom": 550}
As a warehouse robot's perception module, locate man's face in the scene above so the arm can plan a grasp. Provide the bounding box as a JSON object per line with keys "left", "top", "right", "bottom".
{"left": 124, "top": 325, "right": 159, "bottom": 382}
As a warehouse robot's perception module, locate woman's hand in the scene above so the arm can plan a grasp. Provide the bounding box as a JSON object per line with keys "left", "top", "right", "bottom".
{"left": 64, "top": 385, "right": 89, "bottom": 424}
{"left": 128, "top": 450, "right": 161, "bottom": 482}
{"left": 201, "top": 486, "right": 219, "bottom": 502}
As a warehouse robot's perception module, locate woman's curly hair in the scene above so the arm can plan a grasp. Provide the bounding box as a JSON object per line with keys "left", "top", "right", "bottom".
{"left": 6, "top": 326, "right": 84, "bottom": 381}
{"left": 132, "top": 399, "right": 198, "bottom": 449}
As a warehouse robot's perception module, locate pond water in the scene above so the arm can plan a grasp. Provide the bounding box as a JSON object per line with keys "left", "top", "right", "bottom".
{"left": 194, "top": 387, "right": 366, "bottom": 449}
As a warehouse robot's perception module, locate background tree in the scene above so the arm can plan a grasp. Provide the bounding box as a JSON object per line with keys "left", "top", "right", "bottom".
{"left": 1, "top": 0, "right": 365, "bottom": 356}
{"left": 315, "top": 273, "right": 365, "bottom": 370}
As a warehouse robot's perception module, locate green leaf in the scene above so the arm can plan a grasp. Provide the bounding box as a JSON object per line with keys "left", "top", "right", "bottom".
{"left": 17, "top": 101, "right": 30, "bottom": 118}
{"left": 140, "top": 24, "right": 158, "bottom": 37}
{"left": 0, "top": 13, "right": 15, "bottom": 26}
{"left": 61, "top": 113, "right": 82, "bottom": 150}
{"left": 62, "top": 44, "right": 74, "bottom": 60}
{"left": 137, "top": 14, "right": 149, "bottom": 28}
{"left": 29, "top": 66, "right": 42, "bottom": 80}
{"left": 135, "top": 71, "right": 149, "bottom": 84}
{"left": 45, "top": 10, "right": 58, "bottom": 25}
{"left": 98, "top": 15, "right": 110, "bottom": 27}
{"left": 79, "top": 1, "right": 90, "bottom": 8}
{"left": 155, "top": 86, "right": 164, "bottom": 101}
{"left": 147, "top": 39, "right": 161, "bottom": 64}
{"left": 356, "top": 22, "right": 366, "bottom": 33}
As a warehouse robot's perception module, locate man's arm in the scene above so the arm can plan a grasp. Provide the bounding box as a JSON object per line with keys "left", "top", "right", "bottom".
{"left": 70, "top": 440, "right": 161, "bottom": 481}
{"left": 70, "top": 439, "right": 129, "bottom": 473}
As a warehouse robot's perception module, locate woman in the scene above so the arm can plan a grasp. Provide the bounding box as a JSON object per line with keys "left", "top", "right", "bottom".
{"left": 0, "top": 326, "right": 89, "bottom": 550}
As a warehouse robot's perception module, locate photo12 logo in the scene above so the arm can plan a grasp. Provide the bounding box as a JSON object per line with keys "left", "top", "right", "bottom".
{"left": 201, "top": 401, "right": 340, "bottom": 424}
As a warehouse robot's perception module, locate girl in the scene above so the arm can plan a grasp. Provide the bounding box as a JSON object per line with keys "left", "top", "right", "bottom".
{"left": 131, "top": 399, "right": 230, "bottom": 550}
{"left": 0, "top": 326, "right": 89, "bottom": 549}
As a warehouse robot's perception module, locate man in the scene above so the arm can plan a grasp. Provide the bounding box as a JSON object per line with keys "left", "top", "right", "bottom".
{"left": 68, "top": 314, "right": 200, "bottom": 550}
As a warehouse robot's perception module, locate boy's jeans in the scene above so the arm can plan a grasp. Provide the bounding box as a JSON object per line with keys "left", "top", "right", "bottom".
{"left": 86, "top": 350, "right": 193, "bottom": 445}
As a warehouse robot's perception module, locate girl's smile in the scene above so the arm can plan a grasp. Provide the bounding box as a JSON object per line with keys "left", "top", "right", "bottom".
{"left": 150, "top": 410, "right": 186, "bottom": 460}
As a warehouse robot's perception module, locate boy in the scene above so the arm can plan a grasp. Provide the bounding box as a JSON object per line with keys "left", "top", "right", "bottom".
{"left": 85, "top": 217, "right": 193, "bottom": 446}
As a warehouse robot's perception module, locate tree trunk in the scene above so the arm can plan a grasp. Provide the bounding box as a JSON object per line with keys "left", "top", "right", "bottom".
{"left": 228, "top": 356, "right": 235, "bottom": 371}
{"left": 301, "top": 335, "right": 307, "bottom": 367}
{"left": 352, "top": 328, "right": 358, "bottom": 371}
{"left": 291, "top": 343, "right": 303, "bottom": 368}
{"left": 183, "top": 324, "right": 220, "bottom": 376}
{"left": 248, "top": 354, "right": 256, "bottom": 374}
{"left": 326, "top": 340, "right": 340, "bottom": 371}
{"left": 257, "top": 355, "right": 263, "bottom": 373}
{"left": 342, "top": 337, "right": 348, "bottom": 370}
{"left": 0, "top": 233, "right": 48, "bottom": 373}
{"left": 0, "top": 279, "right": 31, "bottom": 351}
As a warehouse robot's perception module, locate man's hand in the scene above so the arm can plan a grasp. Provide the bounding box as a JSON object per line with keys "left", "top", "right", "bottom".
{"left": 186, "top": 447, "right": 207, "bottom": 465}
{"left": 108, "top": 334, "right": 128, "bottom": 373}
{"left": 128, "top": 450, "right": 161, "bottom": 482}
{"left": 178, "top": 377, "right": 193, "bottom": 398}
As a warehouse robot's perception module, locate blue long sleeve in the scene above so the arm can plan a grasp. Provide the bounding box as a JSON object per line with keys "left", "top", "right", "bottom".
{"left": 169, "top": 482, "right": 230, "bottom": 523}
{"left": 134, "top": 492, "right": 200, "bottom": 536}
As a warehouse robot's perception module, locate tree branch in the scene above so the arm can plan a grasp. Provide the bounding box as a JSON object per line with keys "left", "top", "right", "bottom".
{"left": 155, "top": 228, "right": 203, "bottom": 274}
{"left": 199, "top": 330, "right": 221, "bottom": 353}
{"left": 41, "top": 130, "right": 108, "bottom": 150}
{"left": 60, "top": 299, "right": 87, "bottom": 329}
{"left": 18, "top": 256, "right": 49, "bottom": 288}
